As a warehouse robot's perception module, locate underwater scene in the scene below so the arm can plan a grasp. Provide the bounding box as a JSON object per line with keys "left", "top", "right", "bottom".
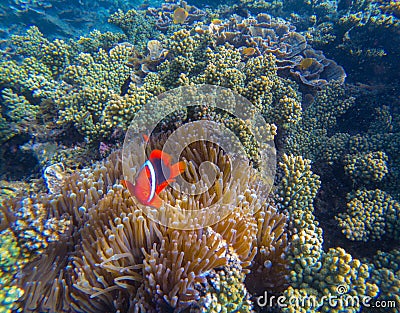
{"left": 0, "top": 0, "right": 399, "bottom": 312}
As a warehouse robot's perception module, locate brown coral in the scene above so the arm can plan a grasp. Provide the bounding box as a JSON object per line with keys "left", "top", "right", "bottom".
{"left": 207, "top": 13, "right": 346, "bottom": 87}
{"left": 147, "top": 1, "right": 206, "bottom": 31}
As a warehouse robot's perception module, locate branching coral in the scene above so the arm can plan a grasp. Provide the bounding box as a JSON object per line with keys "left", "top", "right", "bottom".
{"left": 344, "top": 151, "right": 389, "bottom": 185}
{"left": 283, "top": 247, "right": 379, "bottom": 313}
{"left": 276, "top": 154, "right": 380, "bottom": 313}
{"left": 284, "top": 81, "right": 355, "bottom": 161}
{"left": 336, "top": 189, "right": 400, "bottom": 242}
{"left": 366, "top": 249, "right": 400, "bottom": 312}
{"left": 148, "top": 28, "right": 302, "bottom": 130}
{"left": 108, "top": 9, "right": 160, "bottom": 50}
{"left": 0, "top": 26, "right": 166, "bottom": 144}
{"left": 56, "top": 43, "right": 153, "bottom": 141}
{"left": 277, "top": 154, "right": 323, "bottom": 284}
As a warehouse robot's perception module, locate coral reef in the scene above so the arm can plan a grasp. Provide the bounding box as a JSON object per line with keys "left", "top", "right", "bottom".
{"left": 146, "top": 0, "right": 207, "bottom": 32}
{"left": 283, "top": 247, "right": 379, "bottom": 313}
{"left": 205, "top": 13, "right": 346, "bottom": 87}
{"left": 336, "top": 189, "right": 400, "bottom": 242}
{"left": 0, "top": 2, "right": 398, "bottom": 313}
{"left": 300, "top": 0, "right": 399, "bottom": 84}
{"left": 219, "top": 0, "right": 399, "bottom": 84}
{"left": 365, "top": 249, "right": 400, "bottom": 313}
{"left": 344, "top": 151, "right": 389, "bottom": 185}
{"left": 277, "top": 154, "right": 380, "bottom": 313}
{"left": 0, "top": 26, "right": 160, "bottom": 145}
{"left": 284, "top": 81, "right": 356, "bottom": 162}
{"left": 141, "top": 28, "right": 303, "bottom": 129}
{"left": 108, "top": 9, "right": 161, "bottom": 50}
{"left": 277, "top": 154, "right": 323, "bottom": 285}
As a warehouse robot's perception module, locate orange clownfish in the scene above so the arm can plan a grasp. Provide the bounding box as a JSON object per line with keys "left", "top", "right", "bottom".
{"left": 122, "top": 150, "right": 186, "bottom": 208}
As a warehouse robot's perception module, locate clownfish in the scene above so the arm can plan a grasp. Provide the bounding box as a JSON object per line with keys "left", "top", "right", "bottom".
{"left": 122, "top": 150, "right": 186, "bottom": 208}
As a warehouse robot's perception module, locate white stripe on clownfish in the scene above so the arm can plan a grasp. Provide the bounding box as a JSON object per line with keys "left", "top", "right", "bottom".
{"left": 141, "top": 160, "right": 156, "bottom": 203}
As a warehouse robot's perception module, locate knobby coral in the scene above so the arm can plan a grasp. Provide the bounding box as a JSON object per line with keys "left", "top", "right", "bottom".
{"left": 336, "top": 188, "right": 400, "bottom": 242}
{"left": 277, "top": 154, "right": 380, "bottom": 313}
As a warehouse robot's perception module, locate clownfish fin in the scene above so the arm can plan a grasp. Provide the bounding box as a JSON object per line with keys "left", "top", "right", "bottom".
{"left": 121, "top": 179, "right": 135, "bottom": 194}
{"left": 169, "top": 161, "right": 186, "bottom": 178}
{"left": 149, "top": 149, "right": 172, "bottom": 165}
{"left": 148, "top": 193, "right": 163, "bottom": 208}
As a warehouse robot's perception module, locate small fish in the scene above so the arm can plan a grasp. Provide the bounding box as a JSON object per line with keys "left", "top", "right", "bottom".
{"left": 122, "top": 150, "right": 186, "bottom": 208}
{"left": 173, "top": 7, "right": 189, "bottom": 24}
{"left": 242, "top": 47, "right": 256, "bottom": 56}
{"left": 299, "top": 58, "right": 314, "bottom": 70}
{"left": 211, "top": 18, "right": 222, "bottom": 25}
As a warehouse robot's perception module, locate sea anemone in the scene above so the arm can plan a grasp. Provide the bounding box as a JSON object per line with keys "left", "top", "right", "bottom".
{"left": 10, "top": 133, "right": 288, "bottom": 312}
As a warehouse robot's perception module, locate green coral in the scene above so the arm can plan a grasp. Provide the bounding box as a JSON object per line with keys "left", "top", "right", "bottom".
{"left": 0, "top": 88, "right": 40, "bottom": 144}
{"left": 0, "top": 229, "right": 26, "bottom": 313}
{"left": 0, "top": 26, "right": 166, "bottom": 143}
{"left": 11, "top": 26, "right": 50, "bottom": 59}
{"left": 108, "top": 9, "right": 160, "bottom": 50}
{"left": 277, "top": 155, "right": 380, "bottom": 313}
{"left": 365, "top": 249, "right": 400, "bottom": 313}
{"left": 56, "top": 43, "right": 146, "bottom": 141}
{"left": 336, "top": 189, "right": 400, "bottom": 241}
{"left": 76, "top": 29, "right": 127, "bottom": 53}
{"left": 155, "top": 29, "right": 302, "bottom": 128}
{"left": 277, "top": 154, "right": 323, "bottom": 284}
{"left": 1, "top": 88, "right": 38, "bottom": 122}
{"left": 344, "top": 151, "right": 389, "bottom": 184}
{"left": 0, "top": 57, "right": 58, "bottom": 101}
{"left": 200, "top": 252, "right": 253, "bottom": 313}
{"left": 285, "top": 81, "right": 355, "bottom": 161}
{"left": 284, "top": 247, "right": 379, "bottom": 313}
